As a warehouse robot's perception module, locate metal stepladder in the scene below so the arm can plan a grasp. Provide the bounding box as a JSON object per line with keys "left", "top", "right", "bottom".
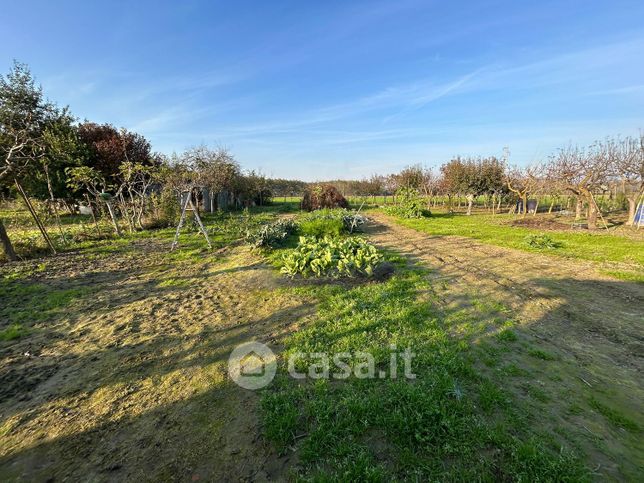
{"left": 171, "top": 189, "right": 213, "bottom": 251}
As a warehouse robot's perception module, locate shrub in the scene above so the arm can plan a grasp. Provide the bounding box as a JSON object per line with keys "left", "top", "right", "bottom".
{"left": 524, "top": 234, "right": 561, "bottom": 249}
{"left": 281, "top": 236, "right": 383, "bottom": 278}
{"left": 384, "top": 187, "right": 428, "bottom": 218}
{"left": 246, "top": 218, "right": 297, "bottom": 248}
{"left": 301, "top": 184, "right": 348, "bottom": 211}
{"left": 150, "top": 188, "right": 180, "bottom": 227}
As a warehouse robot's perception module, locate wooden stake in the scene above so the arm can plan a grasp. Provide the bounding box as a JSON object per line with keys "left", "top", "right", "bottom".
{"left": 14, "top": 179, "right": 56, "bottom": 255}
{"left": 84, "top": 194, "right": 103, "bottom": 237}
{"left": 589, "top": 192, "right": 609, "bottom": 231}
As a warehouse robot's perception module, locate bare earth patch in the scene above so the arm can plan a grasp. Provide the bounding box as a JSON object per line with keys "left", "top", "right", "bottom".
{"left": 0, "top": 241, "right": 313, "bottom": 481}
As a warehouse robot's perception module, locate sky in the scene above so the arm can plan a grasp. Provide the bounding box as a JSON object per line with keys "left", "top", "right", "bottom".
{"left": 1, "top": 0, "right": 643, "bottom": 180}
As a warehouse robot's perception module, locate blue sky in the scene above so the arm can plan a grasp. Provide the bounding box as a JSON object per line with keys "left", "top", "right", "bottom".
{"left": 2, "top": 0, "right": 643, "bottom": 180}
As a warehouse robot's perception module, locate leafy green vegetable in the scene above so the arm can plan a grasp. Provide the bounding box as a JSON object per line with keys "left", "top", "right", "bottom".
{"left": 281, "top": 236, "right": 383, "bottom": 277}
{"left": 246, "top": 219, "right": 297, "bottom": 248}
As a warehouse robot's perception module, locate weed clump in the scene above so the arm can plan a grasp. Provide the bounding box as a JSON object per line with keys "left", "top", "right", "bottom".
{"left": 246, "top": 219, "right": 297, "bottom": 248}
{"left": 300, "top": 208, "right": 367, "bottom": 235}
{"left": 524, "top": 234, "right": 561, "bottom": 249}
{"left": 299, "top": 217, "right": 344, "bottom": 238}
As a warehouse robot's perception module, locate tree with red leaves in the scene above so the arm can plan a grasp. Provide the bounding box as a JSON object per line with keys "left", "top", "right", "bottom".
{"left": 78, "top": 122, "right": 151, "bottom": 180}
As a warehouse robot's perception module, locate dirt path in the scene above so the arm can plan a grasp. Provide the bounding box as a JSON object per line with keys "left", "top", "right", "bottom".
{"left": 364, "top": 213, "right": 644, "bottom": 479}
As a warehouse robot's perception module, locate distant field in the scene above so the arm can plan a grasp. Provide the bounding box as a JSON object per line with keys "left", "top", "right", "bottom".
{"left": 393, "top": 212, "right": 643, "bottom": 264}
{"left": 270, "top": 198, "right": 644, "bottom": 281}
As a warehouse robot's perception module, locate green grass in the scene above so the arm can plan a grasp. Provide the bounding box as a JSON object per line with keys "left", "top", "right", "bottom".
{"left": 0, "top": 323, "right": 25, "bottom": 341}
{"left": 589, "top": 397, "right": 640, "bottom": 432}
{"left": 528, "top": 348, "right": 557, "bottom": 361}
{"left": 0, "top": 279, "right": 89, "bottom": 327}
{"left": 391, "top": 212, "right": 644, "bottom": 270}
{"left": 260, "top": 264, "right": 589, "bottom": 480}
{"left": 0, "top": 203, "right": 290, "bottom": 263}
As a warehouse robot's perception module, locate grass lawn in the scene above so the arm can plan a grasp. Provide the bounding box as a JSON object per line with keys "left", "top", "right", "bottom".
{"left": 261, "top": 265, "right": 591, "bottom": 480}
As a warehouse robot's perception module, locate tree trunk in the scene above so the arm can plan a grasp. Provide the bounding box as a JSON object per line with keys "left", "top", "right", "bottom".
{"left": 575, "top": 198, "right": 583, "bottom": 220}
{"left": 44, "top": 164, "right": 67, "bottom": 243}
{"left": 587, "top": 201, "right": 598, "bottom": 229}
{"left": 521, "top": 194, "right": 528, "bottom": 218}
{"left": 85, "top": 194, "right": 102, "bottom": 237}
{"left": 582, "top": 190, "right": 598, "bottom": 229}
{"left": 626, "top": 197, "right": 637, "bottom": 226}
{"left": 105, "top": 201, "right": 122, "bottom": 237}
{"left": 466, "top": 194, "right": 474, "bottom": 215}
{"left": 0, "top": 218, "right": 17, "bottom": 261}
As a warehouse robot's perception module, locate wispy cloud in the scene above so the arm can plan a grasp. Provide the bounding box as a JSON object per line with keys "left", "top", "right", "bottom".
{"left": 203, "top": 69, "right": 480, "bottom": 139}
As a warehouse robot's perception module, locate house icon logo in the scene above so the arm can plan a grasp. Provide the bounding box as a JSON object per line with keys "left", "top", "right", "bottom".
{"left": 228, "top": 341, "right": 277, "bottom": 390}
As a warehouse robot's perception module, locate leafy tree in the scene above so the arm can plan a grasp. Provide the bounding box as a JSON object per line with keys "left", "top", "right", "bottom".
{"left": 441, "top": 157, "right": 504, "bottom": 214}
{"left": 78, "top": 122, "right": 152, "bottom": 181}
{"left": 66, "top": 165, "right": 122, "bottom": 236}
{"left": 0, "top": 60, "right": 62, "bottom": 256}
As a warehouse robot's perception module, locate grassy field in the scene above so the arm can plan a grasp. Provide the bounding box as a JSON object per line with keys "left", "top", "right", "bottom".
{"left": 1, "top": 202, "right": 643, "bottom": 480}
{"left": 390, "top": 211, "right": 644, "bottom": 282}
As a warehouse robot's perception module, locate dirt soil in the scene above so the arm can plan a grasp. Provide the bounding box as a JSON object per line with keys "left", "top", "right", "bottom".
{"left": 0, "top": 241, "right": 314, "bottom": 481}
{"left": 364, "top": 213, "right": 644, "bottom": 480}
{"left": 510, "top": 216, "right": 577, "bottom": 230}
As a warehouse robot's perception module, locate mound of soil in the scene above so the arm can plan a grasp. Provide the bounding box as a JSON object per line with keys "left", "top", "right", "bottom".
{"left": 510, "top": 216, "right": 573, "bottom": 231}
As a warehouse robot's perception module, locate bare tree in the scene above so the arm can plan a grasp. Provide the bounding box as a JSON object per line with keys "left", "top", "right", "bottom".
{"left": 547, "top": 144, "right": 610, "bottom": 229}
{"left": 597, "top": 135, "right": 644, "bottom": 226}
{"left": 506, "top": 164, "right": 542, "bottom": 217}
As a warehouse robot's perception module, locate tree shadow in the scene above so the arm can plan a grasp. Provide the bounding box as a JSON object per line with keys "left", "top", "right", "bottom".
{"left": 1, "top": 228, "right": 642, "bottom": 480}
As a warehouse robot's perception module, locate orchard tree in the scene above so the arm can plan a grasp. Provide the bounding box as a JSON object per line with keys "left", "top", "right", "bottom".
{"left": 506, "top": 164, "right": 543, "bottom": 217}
{"left": 597, "top": 135, "right": 643, "bottom": 226}
{"left": 441, "top": 157, "right": 504, "bottom": 214}
{"left": 67, "top": 165, "right": 122, "bottom": 236}
{"left": 78, "top": 122, "right": 152, "bottom": 180}
{"left": 1, "top": 60, "right": 61, "bottom": 257}
{"left": 547, "top": 143, "right": 611, "bottom": 229}
{"left": 395, "top": 164, "right": 425, "bottom": 190}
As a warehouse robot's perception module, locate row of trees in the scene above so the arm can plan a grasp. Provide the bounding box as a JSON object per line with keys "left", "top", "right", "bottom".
{"left": 318, "top": 137, "right": 643, "bottom": 229}
{"left": 2, "top": 60, "right": 642, "bottom": 261}
{"left": 0, "top": 61, "right": 273, "bottom": 260}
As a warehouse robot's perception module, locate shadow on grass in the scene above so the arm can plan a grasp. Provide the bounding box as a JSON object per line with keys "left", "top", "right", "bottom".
{"left": 1, "top": 231, "right": 643, "bottom": 481}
